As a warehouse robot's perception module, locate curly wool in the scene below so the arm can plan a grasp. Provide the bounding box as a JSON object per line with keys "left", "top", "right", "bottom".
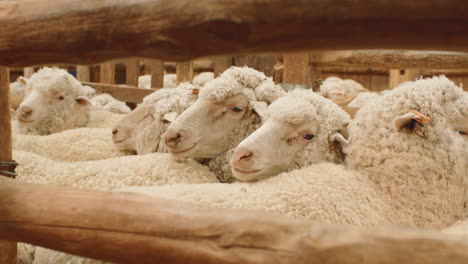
{"left": 319, "top": 76, "right": 368, "bottom": 98}
{"left": 91, "top": 93, "right": 131, "bottom": 114}
{"left": 13, "top": 128, "right": 129, "bottom": 162}
{"left": 346, "top": 75, "right": 467, "bottom": 228}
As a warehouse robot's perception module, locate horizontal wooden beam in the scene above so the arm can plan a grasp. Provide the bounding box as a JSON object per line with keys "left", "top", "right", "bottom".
{"left": 1, "top": 177, "right": 468, "bottom": 264}
{"left": 309, "top": 50, "right": 468, "bottom": 69}
{"left": 2, "top": 0, "right": 468, "bottom": 66}
{"left": 82, "top": 82, "right": 155, "bottom": 103}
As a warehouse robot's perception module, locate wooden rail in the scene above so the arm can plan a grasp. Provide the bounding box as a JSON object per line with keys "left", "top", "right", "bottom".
{"left": 82, "top": 82, "right": 155, "bottom": 104}
{"left": 1, "top": 177, "right": 468, "bottom": 264}
{"left": 2, "top": 0, "right": 468, "bottom": 66}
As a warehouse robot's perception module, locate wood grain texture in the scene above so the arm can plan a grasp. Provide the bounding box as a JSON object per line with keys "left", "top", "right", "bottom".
{"left": 176, "top": 61, "right": 193, "bottom": 84}
{"left": 125, "top": 58, "right": 139, "bottom": 87}
{"left": 2, "top": 0, "right": 468, "bottom": 66}
{"left": 76, "top": 65, "right": 90, "bottom": 82}
{"left": 1, "top": 177, "right": 468, "bottom": 264}
{"left": 100, "top": 62, "right": 115, "bottom": 84}
{"left": 149, "top": 59, "right": 164, "bottom": 88}
{"left": 212, "top": 56, "right": 232, "bottom": 77}
{"left": 0, "top": 67, "right": 17, "bottom": 264}
{"left": 309, "top": 50, "right": 468, "bottom": 69}
{"left": 283, "top": 53, "right": 310, "bottom": 85}
{"left": 82, "top": 82, "right": 154, "bottom": 103}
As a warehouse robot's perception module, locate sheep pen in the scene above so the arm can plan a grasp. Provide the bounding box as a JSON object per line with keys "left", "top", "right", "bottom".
{"left": 2, "top": 0, "right": 468, "bottom": 264}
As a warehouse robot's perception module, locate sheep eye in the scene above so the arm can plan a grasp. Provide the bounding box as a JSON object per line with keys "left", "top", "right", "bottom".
{"left": 231, "top": 107, "right": 243, "bottom": 112}
{"left": 303, "top": 134, "right": 315, "bottom": 140}
{"left": 459, "top": 131, "right": 467, "bottom": 135}
{"left": 58, "top": 95, "right": 65, "bottom": 100}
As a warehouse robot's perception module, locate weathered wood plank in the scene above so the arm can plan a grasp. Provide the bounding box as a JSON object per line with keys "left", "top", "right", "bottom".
{"left": 148, "top": 59, "right": 164, "bottom": 88}
{"left": 283, "top": 53, "right": 310, "bottom": 85}
{"left": 309, "top": 50, "right": 468, "bottom": 70}
{"left": 82, "top": 82, "right": 155, "bottom": 103}
{"left": 125, "top": 58, "right": 139, "bottom": 87}
{"left": 76, "top": 65, "right": 90, "bottom": 82}
{"left": 100, "top": 62, "right": 115, "bottom": 84}
{"left": 0, "top": 67, "right": 17, "bottom": 264}
{"left": 2, "top": 0, "right": 468, "bottom": 66}
{"left": 1, "top": 177, "right": 468, "bottom": 264}
{"left": 176, "top": 61, "right": 193, "bottom": 84}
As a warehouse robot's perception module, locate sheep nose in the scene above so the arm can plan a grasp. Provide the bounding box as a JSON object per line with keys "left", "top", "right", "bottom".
{"left": 19, "top": 106, "right": 33, "bottom": 116}
{"left": 233, "top": 150, "right": 254, "bottom": 163}
{"left": 112, "top": 128, "right": 118, "bottom": 135}
{"left": 165, "top": 129, "right": 184, "bottom": 147}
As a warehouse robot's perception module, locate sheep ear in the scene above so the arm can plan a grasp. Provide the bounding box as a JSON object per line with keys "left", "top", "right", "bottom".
{"left": 135, "top": 123, "right": 161, "bottom": 154}
{"left": 393, "top": 110, "right": 431, "bottom": 132}
{"left": 251, "top": 101, "right": 268, "bottom": 123}
{"left": 163, "top": 112, "right": 178, "bottom": 123}
{"left": 75, "top": 96, "right": 92, "bottom": 106}
{"left": 330, "top": 132, "right": 350, "bottom": 154}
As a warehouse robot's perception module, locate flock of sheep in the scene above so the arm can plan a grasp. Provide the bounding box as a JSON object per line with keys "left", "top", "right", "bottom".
{"left": 8, "top": 66, "right": 468, "bottom": 263}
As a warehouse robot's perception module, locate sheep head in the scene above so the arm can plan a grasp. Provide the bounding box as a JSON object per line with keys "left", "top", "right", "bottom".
{"left": 164, "top": 67, "right": 285, "bottom": 159}
{"left": 231, "top": 90, "right": 351, "bottom": 182}
{"left": 15, "top": 67, "right": 92, "bottom": 135}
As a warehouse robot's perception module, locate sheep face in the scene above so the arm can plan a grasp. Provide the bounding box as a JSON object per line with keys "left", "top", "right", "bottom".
{"left": 112, "top": 104, "right": 156, "bottom": 152}
{"left": 231, "top": 91, "right": 350, "bottom": 182}
{"left": 15, "top": 68, "right": 92, "bottom": 135}
{"left": 164, "top": 93, "right": 250, "bottom": 158}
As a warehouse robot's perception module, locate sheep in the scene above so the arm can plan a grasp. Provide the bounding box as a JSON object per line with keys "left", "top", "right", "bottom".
{"left": 121, "top": 76, "right": 467, "bottom": 230}
{"left": 231, "top": 89, "right": 351, "bottom": 181}
{"left": 192, "top": 71, "right": 214, "bottom": 86}
{"left": 90, "top": 93, "right": 131, "bottom": 114}
{"left": 14, "top": 67, "right": 93, "bottom": 135}
{"left": 346, "top": 91, "right": 381, "bottom": 108}
{"left": 10, "top": 76, "right": 28, "bottom": 110}
{"left": 112, "top": 82, "right": 200, "bottom": 154}
{"left": 85, "top": 110, "right": 126, "bottom": 129}
{"left": 13, "top": 128, "right": 129, "bottom": 162}
{"left": 138, "top": 73, "right": 177, "bottom": 89}
{"left": 163, "top": 66, "right": 286, "bottom": 181}
{"left": 319, "top": 76, "right": 368, "bottom": 99}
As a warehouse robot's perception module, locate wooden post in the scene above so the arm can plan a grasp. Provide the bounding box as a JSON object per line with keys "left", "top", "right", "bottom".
{"left": 261, "top": 56, "right": 277, "bottom": 77}
{"left": 245, "top": 55, "right": 263, "bottom": 70}
{"left": 100, "top": 62, "right": 115, "bottom": 84}
{"left": 125, "top": 58, "right": 139, "bottom": 87}
{"left": 23, "top": 67, "right": 34, "bottom": 78}
{"left": 76, "top": 65, "right": 90, "bottom": 82}
{"left": 176, "top": 61, "right": 193, "bottom": 84}
{"left": 283, "top": 52, "right": 310, "bottom": 85}
{"left": 388, "top": 69, "right": 421, "bottom": 89}
{"left": 0, "top": 66, "right": 17, "bottom": 264}
{"left": 213, "top": 56, "right": 232, "bottom": 77}
{"left": 234, "top": 55, "right": 247, "bottom": 67}
{"left": 149, "top": 59, "right": 164, "bottom": 88}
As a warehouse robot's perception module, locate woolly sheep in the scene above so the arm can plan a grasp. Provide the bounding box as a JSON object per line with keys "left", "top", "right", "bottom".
{"left": 112, "top": 83, "right": 200, "bottom": 154}
{"left": 123, "top": 76, "right": 467, "bottom": 230}
{"left": 85, "top": 109, "right": 126, "bottom": 129}
{"left": 320, "top": 76, "right": 368, "bottom": 99}
{"left": 346, "top": 91, "right": 381, "bottom": 108}
{"left": 164, "top": 66, "right": 286, "bottom": 160}
{"left": 231, "top": 89, "right": 351, "bottom": 181}
{"left": 91, "top": 93, "right": 131, "bottom": 114}
{"left": 192, "top": 71, "right": 214, "bottom": 86}
{"left": 10, "top": 76, "right": 28, "bottom": 109}
{"left": 138, "top": 73, "right": 177, "bottom": 89}
{"left": 13, "top": 128, "right": 129, "bottom": 162}
{"left": 14, "top": 67, "right": 93, "bottom": 135}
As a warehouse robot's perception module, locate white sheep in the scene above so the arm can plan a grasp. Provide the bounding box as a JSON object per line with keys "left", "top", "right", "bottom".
{"left": 346, "top": 91, "right": 381, "bottom": 108}
{"left": 320, "top": 76, "right": 368, "bottom": 99}
{"left": 231, "top": 89, "right": 351, "bottom": 181}
{"left": 138, "top": 73, "right": 177, "bottom": 89}
{"left": 122, "top": 76, "right": 466, "bottom": 230}
{"left": 163, "top": 66, "right": 286, "bottom": 180}
{"left": 112, "top": 82, "right": 200, "bottom": 154}
{"left": 13, "top": 128, "right": 129, "bottom": 162}
{"left": 90, "top": 93, "right": 131, "bottom": 114}
{"left": 14, "top": 67, "right": 93, "bottom": 135}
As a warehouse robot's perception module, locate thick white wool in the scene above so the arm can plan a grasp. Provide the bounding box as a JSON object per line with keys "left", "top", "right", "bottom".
{"left": 82, "top": 85, "right": 96, "bottom": 97}
{"left": 346, "top": 75, "right": 467, "bottom": 228}
{"left": 320, "top": 76, "right": 368, "bottom": 98}
{"left": 13, "top": 128, "right": 129, "bottom": 162}
{"left": 85, "top": 110, "right": 126, "bottom": 129}
{"left": 138, "top": 74, "right": 177, "bottom": 89}
{"left": 14, "top": 67, "right": 92, "bottom": 135}
{"left": 10, "top": 77, "right": 28, "bottom": 109}
{"left": 192, "top": 71, "right": 214, "bottom": 86}
{"left": 347, "top": 92, "right": 381, "bottom": 108}
{"left": 91, "top": 93, "right": 131, "bottom": 114}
